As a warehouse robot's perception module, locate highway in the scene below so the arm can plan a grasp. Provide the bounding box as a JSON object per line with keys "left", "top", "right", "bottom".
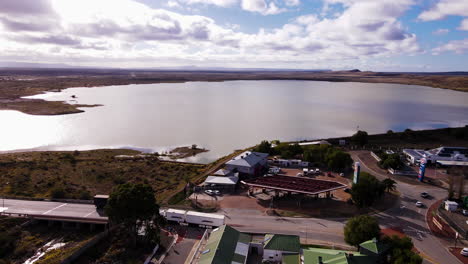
{"left": 0, "top": 199, "right": 108, "bottom": 224}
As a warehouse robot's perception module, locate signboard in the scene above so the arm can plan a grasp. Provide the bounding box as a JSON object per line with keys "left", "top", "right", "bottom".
{"left": 418, "top": 157, "right": 427, "bottom": 182}
{"left": 353, "top": 162, "right": 360, "bottom": 184}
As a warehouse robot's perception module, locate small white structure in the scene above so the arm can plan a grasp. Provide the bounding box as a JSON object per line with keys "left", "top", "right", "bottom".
{"left": 403, "top": 147, "right": 468, "bottom": 165}
{"left": 297, "top": 140, "right": 331, "bottom": 146}
{"left": 269, "top": 158, "right": 309, "bottom": 167}
{"left": 185, "top": 211, "right": 225, "bottom": 227}
{"left": 165, "top": 209, "right": 186, "bottom": 223}
{"left": 445, "top": 201, "right": 458, "bottom": 212}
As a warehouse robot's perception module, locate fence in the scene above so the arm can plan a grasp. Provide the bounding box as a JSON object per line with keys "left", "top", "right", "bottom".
{"left": 186, "top": 228, "right": 209, "bottom": 264}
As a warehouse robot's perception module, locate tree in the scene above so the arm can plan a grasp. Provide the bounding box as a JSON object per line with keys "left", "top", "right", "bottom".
{"left": 383, "top": 235, "right": 422, "bottom": 264}
{"left": 254, "top": 140, "right": 272, "bottom": 154}
{"left": 325, "top": 150, "right": 353, "bottom": 171}
{"left": 381, "top": 178, "right": 397, "bottom": 193}
{"left": 106, "top": 183, "right": 161, "bottom": 247}
{"left": 351, "top": 172, "right": 384, "bottom": 208}
{"left": 344, "top": 215, "right": 380, "bottom": 246}
{"left": 379, "top": 153, "right": 404, "bottom": 170}
{"left": 351, "top": 130, "right": 368, "bottom": 146}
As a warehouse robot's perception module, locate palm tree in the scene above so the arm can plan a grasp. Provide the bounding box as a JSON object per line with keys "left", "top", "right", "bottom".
{"left": 382, "top": 178, "right": 397, "bottom": 193}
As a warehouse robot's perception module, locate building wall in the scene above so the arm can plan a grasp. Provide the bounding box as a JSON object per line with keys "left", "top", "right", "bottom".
{"left": 263, "top": 249, "right": 283, "bottom": 262}
{"left": 226, "top": 164, "right": 253, "bottom": 175}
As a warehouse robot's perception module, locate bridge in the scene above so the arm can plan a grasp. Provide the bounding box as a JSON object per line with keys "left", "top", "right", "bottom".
{"left": 1, "top": 198, "right": 108, "bottom": 228}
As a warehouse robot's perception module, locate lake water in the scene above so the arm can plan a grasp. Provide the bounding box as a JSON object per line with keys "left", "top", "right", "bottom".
{"left": 1, "top": 80, "right": 468, "bottom": 163}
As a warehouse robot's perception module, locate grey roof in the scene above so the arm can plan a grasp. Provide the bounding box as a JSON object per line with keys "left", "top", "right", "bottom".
{"left": 204, "top": 175, "right": 239, "bottom": 185}
{"left": 226, "top": 151, "right": 268, "bottom": 168}
{"left": 213, "top": 168, "right": 235, "bottom": 176}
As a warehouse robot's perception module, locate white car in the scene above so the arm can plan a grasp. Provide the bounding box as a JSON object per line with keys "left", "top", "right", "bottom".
{"left": 205, "top": 190, "right": 213, "bottom": 195}
{"left": 415, "top": 201, "right": 424, "bottom": 208}
{"left": 460, "top": 248, "right": 468, "bottom": 257}
{"left": 213, "top": 190, "right": 220, "bottom": 195}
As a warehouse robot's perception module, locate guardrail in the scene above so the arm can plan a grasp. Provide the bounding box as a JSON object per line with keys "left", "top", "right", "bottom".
{"left": 186, "top": 228, "right": 209, "bottom": 264}
{"left": 1, "top": 212, "right": 108, "bottom": 224}
{"left": 388, "top": 168, "right": 418, "bottom": 176}
{"left": 370, "top": 151, "right": 382, "bottom": 162}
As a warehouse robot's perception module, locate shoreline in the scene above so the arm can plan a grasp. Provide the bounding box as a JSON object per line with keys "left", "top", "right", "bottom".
{"left": 0, "top": 69, "right": 467, "bottom": 115}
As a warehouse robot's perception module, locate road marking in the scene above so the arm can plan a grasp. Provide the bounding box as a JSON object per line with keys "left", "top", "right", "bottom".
{"left": 84, "top": 211, "right": 95, "bottom": 217}
{"left": 42, "top": 203, "right": 68, "bottom": 215}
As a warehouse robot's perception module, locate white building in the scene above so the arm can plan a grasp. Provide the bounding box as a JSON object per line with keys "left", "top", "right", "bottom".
{"left": 225, "top": 151, "right": 268, "bottom": 176}
{"left": 403, "top": 147, "right": 468, "bottom": 165}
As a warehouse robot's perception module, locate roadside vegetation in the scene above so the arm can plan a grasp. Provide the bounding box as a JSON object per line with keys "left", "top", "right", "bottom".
{"left": 350, "top": 172, "right": 396, "bottom": 208}
{"left": 253, "top": 140, "right": 353, "bottom": 171}
{"left": 0, "top": 216, "right": 96, "bottom": 264}
{"left": 0, "top": 149, "right": 206, "bottom": 202}
{"left": 338, "top": 126, "right": 468, "bottom": 150}
{"left": 344, "top": 215, "right": 422, "bottom": 264}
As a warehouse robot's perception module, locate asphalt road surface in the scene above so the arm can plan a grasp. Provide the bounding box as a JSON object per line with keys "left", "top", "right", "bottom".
{"left": 0, "top": 199, "right": 107, "bottom": 223}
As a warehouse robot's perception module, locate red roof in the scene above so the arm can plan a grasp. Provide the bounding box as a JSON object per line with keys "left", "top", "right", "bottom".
{"left": 243, "top": 175, "right": 346, "bottom": 195}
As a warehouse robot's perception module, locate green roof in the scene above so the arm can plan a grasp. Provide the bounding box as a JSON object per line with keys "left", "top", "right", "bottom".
{"left": 199, "top": 225, "right": 251, "bottom": 264}
{"left": 264, "top": 234, "right": 300, "bottom": 253}
{"left": 282, "top": 254, "right": 300, "bottom": 264}
{"left": 303, "top": 248, "right": 377, "bottom": 264}
{"left": 359, "top": 238, "right": 390, "bottom": 255}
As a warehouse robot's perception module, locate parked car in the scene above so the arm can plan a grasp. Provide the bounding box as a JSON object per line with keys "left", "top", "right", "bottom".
{"left": 415, "top": 201, "right": 424, "bottom": 207}
{"left": 213, "top": 190, "right": 220, "bottom": 195}
{"left": 420, "top": 192, "right": 429, "bottom": 198}
{"left": 461, "top": 248, "right": 468, "bottom": 257}
{"left": 205, "top": 190, "right": 214, "bottom": 195}
{"left": 463, "top": 209, "right": 468, "bottom": 216}
{"left": 339, "top": 173, "right": 344, "bottom": 177}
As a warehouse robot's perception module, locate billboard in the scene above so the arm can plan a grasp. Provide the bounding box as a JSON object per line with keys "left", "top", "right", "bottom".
{"left": 418, "top": 157, "right": 427, "bottom": 182}
{"left": 353, "top": 162, "right": 360, "bottom": 184}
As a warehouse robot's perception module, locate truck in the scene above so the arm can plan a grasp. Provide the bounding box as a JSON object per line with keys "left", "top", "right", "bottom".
{"left": 185, "top": 211, "right": 225, "bottom": 227}
{"left": 93, "top": 195, "right": 109, "bottom": 209}
{"left": 165, "top": 209, "right": 186, "bottom": 223}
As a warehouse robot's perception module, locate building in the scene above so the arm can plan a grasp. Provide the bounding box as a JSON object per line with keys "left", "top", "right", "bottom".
{"left": 302, "top": 238, "right": 387, "bottom": 264}
{"left": 269, "top": 158, "right": 309, "bottom": 168}
{"left": 403, "top": 147, "right": 468, "bottom": 165}
{"left": 225, "top": 151, "right": 268, "bottom": 176}
{"left": 261, "top": 234, "right": 301, "bottom": 262}
{"left": 203, "top": 174, "right": 239, "bottom": 192}
{"left": 198, "top": 225, "right": 300, "bottom": 264}
{"left": 302, "top": 248, "right": 377, "bottom": 264}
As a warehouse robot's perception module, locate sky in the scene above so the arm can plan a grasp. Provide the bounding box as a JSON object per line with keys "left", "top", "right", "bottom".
{"left": 0, "top": 0, "right": 467, "bottom": 71}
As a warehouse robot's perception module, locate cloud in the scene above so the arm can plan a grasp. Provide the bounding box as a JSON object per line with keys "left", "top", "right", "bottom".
{"left": 0, "top": 0, "right": 52, "bottom": 15}
{"left": 432, "top": 39, "right": 468, "bottom": 55}
{"left": 418, "top": 0, "right": 468, "bottom": 31}
{"left": 432, "top": 28, "right": 449, "bottom": 35}
{"left": 241, "top": 0, "right": 286, "bottom": 15}
{"left": 459, "top": 19, "right": 468, "bottom": 31}
{"left": 419, "top": 0, "right": 468, "bottom": 21}
{"left": 0, "top": 0, "right": 421, "bottom": 69}
{"left": 285, "top": 0, "right": 300, "bottom": 7}
{"left": 183, "top": 0, "right": 237, "bottom": 7}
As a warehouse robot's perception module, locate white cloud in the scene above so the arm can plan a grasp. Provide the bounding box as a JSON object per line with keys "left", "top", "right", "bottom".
{"left": 432, "top": 39, "right": 468, "bottom": 55}
{"left": 419, "top": 0, "right": 468, "bottom": 21}
{"left": 459, "top": 18, "right": 468, "bottom": 31}
{"left": 418, "top": 0, "right": 468, "bottom": 31}
{"left": 0, "top": 0, "right": 421, "bottom": 69}
{"left": 241, "top": 0, "right": 286, "bottom": 15}
{"left": 432, "top": 28, "right": 449, "bottom": 35}
{"left": 182, "top": 0, "right": 237, "bottom": 7}
{"left": 285, "top": 0, "right": 300, "bottom": 7}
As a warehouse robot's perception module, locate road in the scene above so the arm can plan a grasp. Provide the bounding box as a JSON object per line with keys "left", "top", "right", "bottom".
{"left": 0, "top": 199, "right": 107, "bottom": 224}
{"left": 222, "top": 151, "right": 460, "bottom": 264}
